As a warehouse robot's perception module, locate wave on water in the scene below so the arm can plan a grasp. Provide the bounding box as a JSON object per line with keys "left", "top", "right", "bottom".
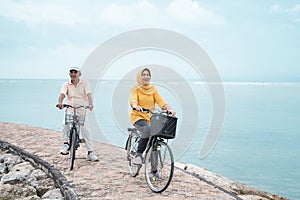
{"left": 193, "top": 81, "right": 300, "bottom": 86}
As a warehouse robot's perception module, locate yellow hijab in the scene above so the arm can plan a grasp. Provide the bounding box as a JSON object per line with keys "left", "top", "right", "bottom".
{"left": 131, "top": 68, "right": 155, "bottom": 95}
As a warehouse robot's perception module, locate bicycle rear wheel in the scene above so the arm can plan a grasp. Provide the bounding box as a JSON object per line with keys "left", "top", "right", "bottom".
{"left": 69, "top": 128, "right": 78, "bottom": 170}
{"left": 145, "top": 141, "right": 174, "bottom": 193}
{"left": 126, "top": 133, "right": 141, "bottom": 177}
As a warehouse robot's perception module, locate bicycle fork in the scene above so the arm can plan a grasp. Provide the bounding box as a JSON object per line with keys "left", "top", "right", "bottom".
{"left": 150, "top": 138, "right": 162, "bottom": 172}
{"left": 69, "top": 126, "right": 80, "bottom": 151}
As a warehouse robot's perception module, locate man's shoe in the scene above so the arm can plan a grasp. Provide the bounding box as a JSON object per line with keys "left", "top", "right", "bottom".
{"left": 60, "top": 144, "right": 69, "bottom": 155}
{"left": 132, "top": 156, "right": 142, "bottom": 165}
{"left": 150, "top": 171, "right": 164, "bottom": 180}
{"left": 87, "top": 152, "right": 99, "bottom": 162}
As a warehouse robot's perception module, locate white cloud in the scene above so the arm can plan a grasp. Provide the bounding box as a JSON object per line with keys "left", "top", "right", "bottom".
{"left": 293, "top": 19, "right": 300, "bottom": 23}
{"left": 290, "top": 4, "right": 300, "bottom": 24}
{"left": 268, "top": 3, "right": 300, "bottom": 24}
{"left": 46, "top": 44, "right": 94, "bottom": 58}
{"left": 0, "top": 1, "right": 86, "bottom": 26}
{"left": 1, "top": 41, "right": 99, "bottom": 79}
{"left": 166, "top": 0, "right": 226, "bottom": 25}
{"left": 269, "top": 3, "right": 300, "bottom": 15}
{"left": 269, "top": 4, "right": 281, "bottom": 14}
{"left": 0, "top": 0, "right": 225, "bottom": 28}
{"left": 99, "top": 0, "right": 225, "bottom": 27}
{"left": 99, "top": 0, "right": 160, "bottom": 26}
{"left": 291, "top": 4, "right": 300, "bottom": 13}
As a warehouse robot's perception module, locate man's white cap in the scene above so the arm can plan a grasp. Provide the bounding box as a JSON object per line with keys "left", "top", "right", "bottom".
{"left": 69, "top": 67, "right": 80, "bottom": 72}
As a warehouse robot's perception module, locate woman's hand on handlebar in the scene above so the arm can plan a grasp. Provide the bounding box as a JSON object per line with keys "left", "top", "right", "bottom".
{"left": 132, "top": 102, "right": 142, "bottom": 112}
{"left": 166, "top": 109, "right": 176, "bottom": 116}
{"left": 163, "top": 104, "right": 176, "bottom": 116}
{"left": 133, "top": 105, "right": 143, "bottom": 111}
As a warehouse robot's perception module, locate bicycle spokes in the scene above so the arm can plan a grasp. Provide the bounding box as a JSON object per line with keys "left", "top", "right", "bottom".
{"left": 145, "top": 142, "right": 174, "bottom": 193}
{"left": 127, "top": 134, "right": 141, "bottom": 177}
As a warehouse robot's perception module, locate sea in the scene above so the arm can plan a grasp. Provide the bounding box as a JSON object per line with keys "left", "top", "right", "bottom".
{"left": 0, "top": 79, "right": 299, "bottom": 199}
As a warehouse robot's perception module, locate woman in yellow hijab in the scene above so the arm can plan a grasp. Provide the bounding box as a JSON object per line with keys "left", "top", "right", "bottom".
{"left": 129, "top": 67, "right": 175, "bottom": 177}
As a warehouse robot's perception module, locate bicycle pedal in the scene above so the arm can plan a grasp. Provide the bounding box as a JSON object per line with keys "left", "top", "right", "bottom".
{"left": 79, "top": 139, "right": 85, "bottom": 143}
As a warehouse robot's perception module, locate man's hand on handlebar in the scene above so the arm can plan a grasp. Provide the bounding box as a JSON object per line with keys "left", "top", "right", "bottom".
{"left": 88, "top": 105, "right": 94, "bottom": 111}
{"left": 56, "top": 103, "right": 63, "bottom": 109}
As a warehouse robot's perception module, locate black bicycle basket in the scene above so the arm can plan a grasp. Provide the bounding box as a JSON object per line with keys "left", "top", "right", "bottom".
{"left": 150, "top": 114, "right": 177, "bottom": 139}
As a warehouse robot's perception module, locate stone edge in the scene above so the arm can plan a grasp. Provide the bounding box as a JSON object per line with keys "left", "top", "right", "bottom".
{"left": 0, "top": 140, "right": 79, "bottom": 200}
{"left": 175, "top": 162, "right": 288, "bottom": 200}
{"left": 174, "top": 163, "right": 242, "bottom": 200}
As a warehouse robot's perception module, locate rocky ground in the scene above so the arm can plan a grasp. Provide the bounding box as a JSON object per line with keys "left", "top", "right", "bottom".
{"left": 0, "top": 150, "right": 63, "bottom": 199}
{"left": 0, "top": 122, "right": 288, "bottom": 200}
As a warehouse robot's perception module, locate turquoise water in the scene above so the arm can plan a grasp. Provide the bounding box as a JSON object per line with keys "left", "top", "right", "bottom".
{"left": 0, "top": 79, "right": 299, "bottom": 199}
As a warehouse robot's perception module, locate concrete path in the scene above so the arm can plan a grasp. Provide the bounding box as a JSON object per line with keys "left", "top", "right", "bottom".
{"left": 0, "top": 122, "right": 237, "bottom": 199}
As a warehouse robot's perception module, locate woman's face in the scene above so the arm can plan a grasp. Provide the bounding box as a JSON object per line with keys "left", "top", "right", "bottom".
{"left": 141, "top": 69, "right": 151, "bottom": 85}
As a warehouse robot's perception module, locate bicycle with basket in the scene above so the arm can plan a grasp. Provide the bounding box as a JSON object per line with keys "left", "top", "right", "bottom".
{"left": 57, "top": 104, "right": 89, "bottom": 170}
{"left": 125, "top": 107, "right": 178, "bottom": 193}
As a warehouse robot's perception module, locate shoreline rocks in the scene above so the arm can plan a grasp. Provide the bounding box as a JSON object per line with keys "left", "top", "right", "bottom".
{"left": 0, "top": 149, "right": 63, "bottom": 199}
{"left": 175, "top": 162, "right": 288, "bottom": 200}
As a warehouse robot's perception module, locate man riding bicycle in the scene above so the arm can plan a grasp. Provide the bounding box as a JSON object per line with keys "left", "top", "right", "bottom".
{"left": 57, "top": 67, "right": 99, "bottom": 162}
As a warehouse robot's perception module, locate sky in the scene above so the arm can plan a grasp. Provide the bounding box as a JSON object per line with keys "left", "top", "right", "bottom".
{"left": 0, "top": 0, "right": 300, "bottom": 81}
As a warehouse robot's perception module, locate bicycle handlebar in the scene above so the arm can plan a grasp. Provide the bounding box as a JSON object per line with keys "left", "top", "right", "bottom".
{"left": 133, "top": 107, "right": 150, "bottom": 113}
{"left": 56, "top": 104, "right": 90, "bottom": 109}
{"left": 133, "top": 107, "right": 172, "bottom": 115}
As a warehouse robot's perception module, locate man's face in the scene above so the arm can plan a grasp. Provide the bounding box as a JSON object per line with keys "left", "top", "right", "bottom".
{"left": 69, "top": 70, "right": 79, "bottom": 80}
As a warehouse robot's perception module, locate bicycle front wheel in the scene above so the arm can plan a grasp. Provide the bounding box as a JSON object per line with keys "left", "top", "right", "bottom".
{"left": 126, "top": 134, "right": 141, "bottom": 177}
{"left": 69, "top": 128, "right": 78, "bottom": 170}
{"left": 145, "top": 141, "right": 174, "bottom": 193}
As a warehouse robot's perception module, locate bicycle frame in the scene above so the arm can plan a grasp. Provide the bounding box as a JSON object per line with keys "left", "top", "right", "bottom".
{"left": 59, "top": 104, "right": 89, "bottom": 170}
{"left": 126, "top": 108, "right": 175, "bottom": 192}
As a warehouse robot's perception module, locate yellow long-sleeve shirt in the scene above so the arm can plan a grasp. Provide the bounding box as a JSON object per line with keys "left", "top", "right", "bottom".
{"left": 130, "top": 86, "right": 167, "bottom": 124}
